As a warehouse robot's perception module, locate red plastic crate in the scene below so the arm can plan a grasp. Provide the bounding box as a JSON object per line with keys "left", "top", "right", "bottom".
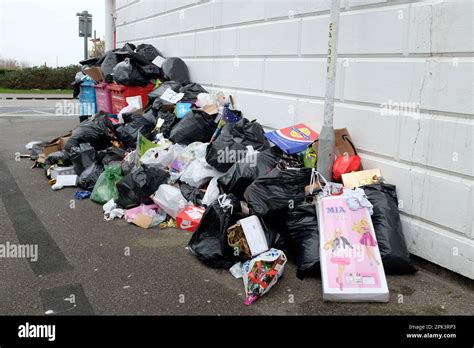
{"left": 94, "top": 82, "right": 112, "bottom": 113}
{"left": 106, "top": 83, "right": 154, "bottom": 114}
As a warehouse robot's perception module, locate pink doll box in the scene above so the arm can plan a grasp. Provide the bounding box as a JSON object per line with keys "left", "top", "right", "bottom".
{"left": 318, "top": 195, "right": 389, "bottom": 302}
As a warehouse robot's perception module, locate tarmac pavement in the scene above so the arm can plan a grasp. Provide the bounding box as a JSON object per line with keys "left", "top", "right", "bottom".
{"left": 0, "top": 114, "right": 473, "bottom": 316}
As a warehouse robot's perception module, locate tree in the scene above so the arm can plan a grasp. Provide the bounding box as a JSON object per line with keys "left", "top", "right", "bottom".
{"left": 89, "top": 39, "right": 105, "bottom": 59}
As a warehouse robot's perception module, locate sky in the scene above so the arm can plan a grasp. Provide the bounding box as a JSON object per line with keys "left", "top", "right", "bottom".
{"left": 0, "top": 0, "right": 105, "bottom": 67}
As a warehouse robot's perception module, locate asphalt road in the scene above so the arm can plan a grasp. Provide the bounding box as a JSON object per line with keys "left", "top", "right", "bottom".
{"left": 0, "top": 113, "right": 473, "bottom": 316}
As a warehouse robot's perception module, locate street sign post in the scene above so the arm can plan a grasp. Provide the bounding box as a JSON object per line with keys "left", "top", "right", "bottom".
{"left": 77, "top": 10, "right": 93, "bottom": 60}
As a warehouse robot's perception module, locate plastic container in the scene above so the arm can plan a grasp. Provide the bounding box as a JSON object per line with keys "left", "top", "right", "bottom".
{"left": 79, "top": 78, "right": 97, "bottom": 116}
{"left": 107, "top": 83, "right": 154, "bottom": 115}
{"left": 94, "top": 82, "right": 112, "bottom": 113}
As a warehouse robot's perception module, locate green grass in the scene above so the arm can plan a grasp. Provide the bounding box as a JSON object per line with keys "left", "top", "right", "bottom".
{"left": 0, "top": 88, "right": 73, "bottom": 94}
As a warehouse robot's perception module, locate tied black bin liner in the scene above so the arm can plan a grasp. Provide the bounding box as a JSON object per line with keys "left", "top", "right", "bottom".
{"left": 78, "top": 162, "right": 103, "bottom": 192}
{"left": 188, "top": 194, "right": 241, "bottom": 268}
{"left": 218, "top": 147, "right": 282, "bottom": 200}
{"left": 363, "top": 184, "right": 417, "bottom": 274}
{"left": 286, "top": 204, "right": 320, "bottom": 279}
{"left": 69, "top": 143, "right": 96, "bottom": 175}
{"left": 244, "top": 167, "right": 312, "bottom": 216}
{"left": 169, "top": 110, "right": 216, "bottom": 145}
{"left": 161, "top": 57, "right": 190, "bottom": 85}
{"left": 116, "top": 164, "right": 169, "bottom": 209}
{"left": 113, "top": 58, "right": 149, "bottom": 86}
{"left": 64, "top": 113, "right": 116, "bottom": 153}
{"left": 136, "top": 43, "right": 162, "bottom": 62}
{"left": 206, "top": 118, "right": 270, "bottom": 173}
{"left": 116, "top": 112, "right": 157, "bottom": 150}
{"left": 97, "top": 147, "right": 126, "bottom": 165}
{"left": 179, "top": 83, "right": 207, "bottom": 100}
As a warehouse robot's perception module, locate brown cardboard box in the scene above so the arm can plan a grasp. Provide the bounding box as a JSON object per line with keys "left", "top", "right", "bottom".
{"left": 342, "top": 168, "right": 382, "bottom": 188}
{"left": 42, "top": 131, "right": 72, "bottom": 156}
{"left": 83, "top": 66, "right": 104, "bottom": 81}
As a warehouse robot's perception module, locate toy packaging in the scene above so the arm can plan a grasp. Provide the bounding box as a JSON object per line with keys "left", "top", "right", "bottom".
{"left": 265, "top": 123, "right": 319, "bottom": 154}
{"left": 242, "top": 248, "right": 287, "bottom": 305}
{"left": 318, "top": 194, "right": 389, "bottom": 302}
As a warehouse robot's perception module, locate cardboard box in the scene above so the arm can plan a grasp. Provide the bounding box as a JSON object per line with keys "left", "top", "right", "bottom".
{"left": 49, "top": 165, "right": 75, "bottom": 180}
{"left": 238, "top": 215, "right": 269, "bottom": 257}
{"left": 176, "top": 205, "right": 206, "bottom": 232}
{"left": 42, "top": 132, "right": 72, "bottom": 156}
{"left": 342, "top": 169, "right": 382, "bottom": 188}
{"left": 83, "top": 66, "right": 104, "bottom": 82}
{"left": 265, "top": 123, "right": 319, "bottom": 154}
{"left": 318, "top": 194, "right": 389, "bottom": 302}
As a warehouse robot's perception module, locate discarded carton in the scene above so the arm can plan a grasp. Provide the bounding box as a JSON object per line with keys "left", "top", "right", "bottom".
{"left": 265, "top": 123, "right": 318, "bottom": 154}
{"left": 342, "top": 169, "right": 382, "bottom": 189}
{"left": 318, "top": 194, "right": 389, "bottom": 302}
{"left": 42, "top": 132, "right": 72, "bottom": 156}
{"left": 176, "top": 205, "right": 205, "bottom": 232}
{"left": 238, "top": 216, "right": 269, "bottom": 257}
{"left": 83, "top": 66, "right": 104, "bottom": 82}
{"left": 49, "top": 165, "right": 76, "bottom": 180}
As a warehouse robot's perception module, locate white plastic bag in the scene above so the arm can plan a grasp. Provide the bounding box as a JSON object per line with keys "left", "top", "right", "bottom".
{"left": 152, "top": 185, "right": 187, "bottom": 219}
{"left": 140, "top": 144, "right": 184, "bottom": 169}
{"left": 117, "top": 96, "right": 142, "bottom": 123}
{"left": 202, "top": 177, "right": 220, "bottom": 206}
{"left": 180, "top": 160, "right": 221, "bottom": 188}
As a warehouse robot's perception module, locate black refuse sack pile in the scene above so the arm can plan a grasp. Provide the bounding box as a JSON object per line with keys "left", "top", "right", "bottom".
{"left": 30, "top": 41, "right": 416, "bottom": 306}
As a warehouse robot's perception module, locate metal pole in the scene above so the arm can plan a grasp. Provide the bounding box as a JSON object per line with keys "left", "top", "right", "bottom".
{"left": 317, "top": 0, "right": 341, "bottom": 181}
{"left": 83, "top": 15, "right": 88, "bottom": 59}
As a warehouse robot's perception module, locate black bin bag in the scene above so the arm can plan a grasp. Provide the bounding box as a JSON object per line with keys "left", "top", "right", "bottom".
{"left": 69, "top": 143, "right": 96, "bottom": 175}
{"left": 218, "top": 147, "right": 282, "bottom": 200}
{"left": 169, "top": 110, "right": 216, "bottom": 145}
{"left": 136, "top": 43, "right": 162, "bottom": 62}
{"left": 187, "top": 194, "right": 242, "bottom": 268}
{"left": 244, "top": 167, "right": 312, "bottom": 216}
{"left": 286, "top": 204, "right": 320, "bottom": 279}
{"left": 161, "top": 57, "right": 190, "bottom": 85}
{"left": 78, "top": 162, "right": 103, "bottom": 191}
{"left": 97, "top": 147, "right": 126, "bottom": 165}
{"left": 64, "top": 112, "right": 115, "bottom": 153}
{"left": 45, "top": 151, "right": 70, "bottom": 166}
{"left": 116, "top": 164, "right": 169, "bottom": 209}
{"left": 179, "top": 83, "right": 207, "bottom": 100}
{"left": 116, "top": 112, "right": 157, "bottom": 150}
{"left": 363, "top": 184, "right": 417, "bottom": 274}
{"left": 205, "top": 118, "right": 270, "bottom": 173}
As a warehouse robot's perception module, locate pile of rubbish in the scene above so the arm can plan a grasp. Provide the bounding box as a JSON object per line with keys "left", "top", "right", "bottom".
{"left": 26, "top": 42, "right": 416, "bottom": 305}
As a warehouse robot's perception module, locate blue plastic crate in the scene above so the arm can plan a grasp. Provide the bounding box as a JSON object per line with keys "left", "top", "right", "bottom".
{"left": 79, "top": 79, "right": 97, "bottom": 116}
